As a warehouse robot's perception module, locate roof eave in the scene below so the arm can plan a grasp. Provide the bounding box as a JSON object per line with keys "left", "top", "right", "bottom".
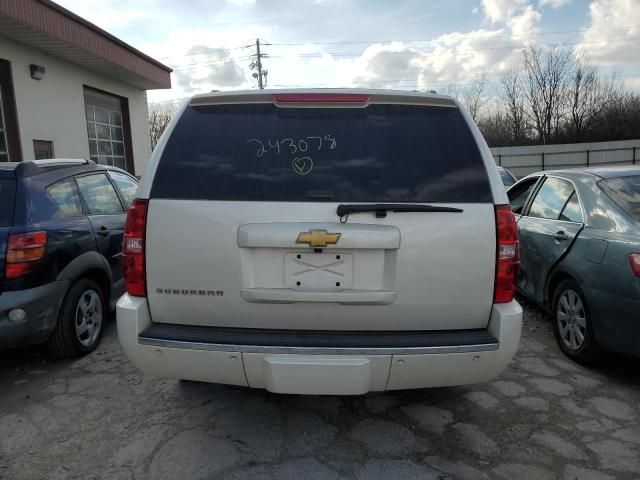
{"left": 0, "top": 0, "right": 171, "bottom": 90}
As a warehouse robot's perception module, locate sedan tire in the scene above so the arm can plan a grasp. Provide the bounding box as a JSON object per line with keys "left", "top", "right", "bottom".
{"left": 552, "top": 279, "right": 599, "bottom": 364}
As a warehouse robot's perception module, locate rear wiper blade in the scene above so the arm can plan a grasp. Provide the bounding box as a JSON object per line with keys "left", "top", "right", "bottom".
{"left": 337, "top": 203, "right": 463, "bottom": 218}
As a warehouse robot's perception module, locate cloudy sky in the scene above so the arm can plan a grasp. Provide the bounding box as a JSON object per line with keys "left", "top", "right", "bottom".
{"left": 55, "top": 0, "right": 640, "bottom": 103}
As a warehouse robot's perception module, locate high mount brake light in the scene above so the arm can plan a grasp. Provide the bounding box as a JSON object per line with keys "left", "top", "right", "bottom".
{"left": 273, "top": 93, "right": 370, "bottom": 104}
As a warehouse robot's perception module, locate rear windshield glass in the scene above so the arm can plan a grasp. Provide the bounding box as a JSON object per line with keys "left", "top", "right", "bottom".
{"left": 0, "top": 178, "right": 16, "bottom": 226}
{"left": 598, "top": 175, "right": 640, "bottom": 222}
{"left": 152, "top": 103, "right": 491, "bottom": 203}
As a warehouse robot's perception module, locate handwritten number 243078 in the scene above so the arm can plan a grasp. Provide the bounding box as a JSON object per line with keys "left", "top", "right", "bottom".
{"left": 247, "top": 135, "right": 336, "bottom": 158}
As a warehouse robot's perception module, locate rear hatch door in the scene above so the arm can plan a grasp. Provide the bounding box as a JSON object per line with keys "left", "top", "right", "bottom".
{"left": 145, "top": 93, "right": 497, "bottom": 331}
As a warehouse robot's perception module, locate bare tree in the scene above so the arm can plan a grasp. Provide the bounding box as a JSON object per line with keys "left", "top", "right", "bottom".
{"left": 476, "top": 107, "right": 513, "bottom": 147}
{"left": 501, "top": 69, "right": 529, "bottom": 143}
{"left": 475, "top": 46, "right": 640, "bottom": 147}
{"left": 462, "top": 74, "right": 489, "bottom": 122}
{"left": 439, "top": 76, "right": 489, "bottom": 122}
{"left": 149, "top": 102, "right": 176, "bottom": 150}
{"left": 522, "top": 46, "right": 574, "bottom": 144}
{"left": 566, "top": 57, "right": 622, "bottom": 141}
{"left": 438, "top": 84, "right": 461, "bottom": 100}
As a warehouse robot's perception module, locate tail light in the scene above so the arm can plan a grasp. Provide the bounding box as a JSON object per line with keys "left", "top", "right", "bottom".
{"left": 630, "top": 254, "right": 640, "bottom": 277}
{"left": 6, "top": 231, "right": 47, "bottom": 279}
{"left": 494, "top": 205, "right": 519, "bottom": 303}
{"left": 122, "top": 199, "right": 148, "bottom": 296}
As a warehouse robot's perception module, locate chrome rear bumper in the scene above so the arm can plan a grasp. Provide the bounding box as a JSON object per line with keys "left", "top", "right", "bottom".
{"left": 117, "top": 295, "right": 522, "bottom": 394}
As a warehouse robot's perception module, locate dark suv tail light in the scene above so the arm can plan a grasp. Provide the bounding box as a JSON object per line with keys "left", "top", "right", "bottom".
{"left": 494, "top": 205, "right": 519, "bottom": 303}
{"left": 6, "top": 231, "right": 47, "bottom": 279}
{"left": 123, "top": 199, "right": 147, "bottom": 296}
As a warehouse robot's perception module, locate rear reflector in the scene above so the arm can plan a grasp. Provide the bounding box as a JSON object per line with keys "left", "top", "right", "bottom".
{"left": 122, "top": 199, "right": 148, "bottom": 297}
{"left": 494, "top": 205, "right": 519, "bottom": 303}
{"left": 6, "top": 231, "right": 47, "bottom": 279}
{"left": 630, "top": 254, "right": 640, "bottom": 277}
{"left": 273, "top": 93, "right": 370, "bottom": 104}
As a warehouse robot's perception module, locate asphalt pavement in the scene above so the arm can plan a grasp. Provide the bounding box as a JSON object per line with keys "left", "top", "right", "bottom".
{"left": 1, "top": 299, "right": 639, "bottom": 480}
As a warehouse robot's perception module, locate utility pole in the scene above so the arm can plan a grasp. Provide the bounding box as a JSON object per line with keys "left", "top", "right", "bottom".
{"left": 250, "top": 38, "right": 268, "bottom": 89}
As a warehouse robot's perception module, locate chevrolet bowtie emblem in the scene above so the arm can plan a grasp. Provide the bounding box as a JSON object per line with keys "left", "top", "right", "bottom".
{"left": 296, "top": 229, "right": 341, "bottom": 248}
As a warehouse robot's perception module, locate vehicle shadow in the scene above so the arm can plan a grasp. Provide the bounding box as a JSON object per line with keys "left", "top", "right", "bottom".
{"left": 588, "top": 351, "right": 640, "bottom": 384}
{"left": 517, "top": 293, "right": 640, "bottom": 386}
{"left": 0, "top": 311, "right": 116, "bottom": 380}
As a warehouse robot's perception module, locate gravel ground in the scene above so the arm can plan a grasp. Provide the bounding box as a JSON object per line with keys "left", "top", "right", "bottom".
{"left": 1, "top": 298, "right": 639, "bottom": 480}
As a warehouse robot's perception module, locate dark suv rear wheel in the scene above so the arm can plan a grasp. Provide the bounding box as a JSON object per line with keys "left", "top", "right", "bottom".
{"left": 552, "top": 279, "right": 599, "bottom": 364}
{"left": 48, "top": 278, "right": 105, "bottom": 358}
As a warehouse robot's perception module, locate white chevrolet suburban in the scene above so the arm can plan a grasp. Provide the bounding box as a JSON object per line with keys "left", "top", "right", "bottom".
{"left": 117, "top": 89, "right": 522, "bottom": 395}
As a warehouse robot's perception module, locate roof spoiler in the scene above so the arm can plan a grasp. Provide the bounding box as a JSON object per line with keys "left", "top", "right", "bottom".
{"left": 189, "top": 89, "right": 457, "bottom": 108}
{"left": 15, "top": 158, "right": 95, "bottom": 177}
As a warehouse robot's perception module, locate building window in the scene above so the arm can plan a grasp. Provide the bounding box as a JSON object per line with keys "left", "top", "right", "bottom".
{"left": 33, "top": 140, "right": 54, "bottom": 160}
{"left": 84, "top": 88, "right": 132, "bottom": 172}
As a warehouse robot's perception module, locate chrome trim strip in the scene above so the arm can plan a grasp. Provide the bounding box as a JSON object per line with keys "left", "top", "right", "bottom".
{"left": 137, "top": 336, "right": 499, "bottom": 355}
{"left": 240, "top": 288, "right": 397, "bottom": 305}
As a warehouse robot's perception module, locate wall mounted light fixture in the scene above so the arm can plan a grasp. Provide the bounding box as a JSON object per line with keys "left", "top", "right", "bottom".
{"left": 29, "top": 64, "right": 45, "bottom": 80}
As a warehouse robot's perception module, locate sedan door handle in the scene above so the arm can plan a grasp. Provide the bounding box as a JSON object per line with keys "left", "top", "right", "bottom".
{"left": 97, "top": 226, "right": 110, "bottom": 237}
{"left": 553, "top": 231, "right": 569, "bottom": 241}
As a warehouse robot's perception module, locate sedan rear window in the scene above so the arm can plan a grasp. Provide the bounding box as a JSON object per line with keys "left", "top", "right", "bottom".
{"left": 152, "top": 103, "right": 491, "bottom": 203}
{"left": 0, "top": 178, "right": 16, "bottom": 226}
{"left": 598, "top": 175, "right": 640, "bottom": 222}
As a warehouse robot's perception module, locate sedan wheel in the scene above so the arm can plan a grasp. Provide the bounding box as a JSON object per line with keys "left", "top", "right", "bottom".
{"left": 552, "top": 279, "right": 599, "bottom": 364}
{"left": 556, "top": 290, "right": 586, "bottom": 351}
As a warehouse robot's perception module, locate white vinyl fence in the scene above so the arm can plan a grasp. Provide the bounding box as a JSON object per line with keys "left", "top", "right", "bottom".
{"left": 491, "top": 139, "right": 640, "bottom": 179}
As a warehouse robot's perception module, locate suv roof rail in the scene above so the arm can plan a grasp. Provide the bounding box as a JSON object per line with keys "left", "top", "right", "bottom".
{"left": 15, "top": 158, "right": 96, "bottom": 177}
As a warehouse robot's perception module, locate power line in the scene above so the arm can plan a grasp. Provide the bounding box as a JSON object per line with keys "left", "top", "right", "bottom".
{"left": 170, "top": 56, "right": 252, "bottom": 71}
{"left": 264, "top": 36, "right": 640, "bottom": 60}
{"left": 270, "top": 72, "right": 640, "bottom": 89}
{"left": 159, "top": 31, "right": 640, "bottom": 72}
{"left": 155, "top": 43, "right": 252, "bottom": 61}
{"left": 265, "top": 24, "right": 640, "bottom": 47}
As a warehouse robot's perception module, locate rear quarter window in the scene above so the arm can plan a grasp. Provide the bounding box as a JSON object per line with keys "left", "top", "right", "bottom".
{"left": 46, "top": 178, "right": 83, "bottom": 218}
{"left": 151, "top": 103, "right": 492, "bottom": 203}
{"left": 0, "top": 178, "right": 16, "bottom": 226}
{"left": 108, "top": 171, "right": 139, "bottom": 207}
{"left": 598, "top": 175, "right": 640, "bottom": 222}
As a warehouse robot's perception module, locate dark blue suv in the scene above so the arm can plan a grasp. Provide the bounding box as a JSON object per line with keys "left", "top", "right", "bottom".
{"left": 0, "top": 159, "right": 138, "bottom": 357}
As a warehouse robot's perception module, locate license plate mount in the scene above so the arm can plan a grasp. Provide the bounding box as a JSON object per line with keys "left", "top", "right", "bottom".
{"left": 284, "top": 252, "right": 353, "bottom": 289}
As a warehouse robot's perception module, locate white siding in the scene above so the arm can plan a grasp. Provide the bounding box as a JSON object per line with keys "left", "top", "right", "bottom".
{"left": 0, "top": 36, "right": 151, "bottom": 175}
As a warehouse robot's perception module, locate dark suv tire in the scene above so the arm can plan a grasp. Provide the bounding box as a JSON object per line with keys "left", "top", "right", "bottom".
{"left": 551, "top": 279, "right": 600, "bottom": 364}
{"left": 48, "top": 278, "right": 105, "bottom": 358}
